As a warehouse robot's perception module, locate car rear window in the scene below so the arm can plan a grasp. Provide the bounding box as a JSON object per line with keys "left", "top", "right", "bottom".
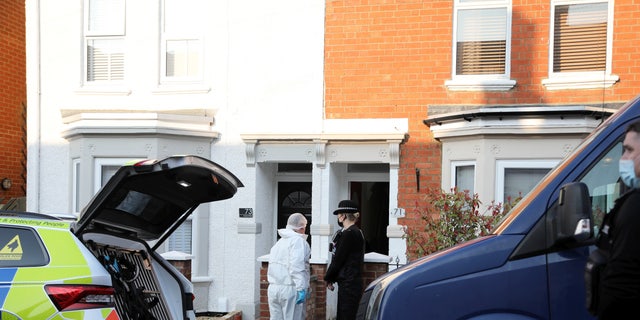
{"left": 0, "top": 226, "right": 48, "bottom": 267}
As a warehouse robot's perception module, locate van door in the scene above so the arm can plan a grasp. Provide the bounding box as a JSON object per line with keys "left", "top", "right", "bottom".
{"left": 547, "top": 135, "right": 624, "bottom": 319}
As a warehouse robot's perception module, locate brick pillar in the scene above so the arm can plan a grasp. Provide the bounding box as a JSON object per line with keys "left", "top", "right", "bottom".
{"left": 162, "top": 251, "right": 193, "bottom": 281}
{"left": 259, "top": 261, "right": 270, "bottom": 319}
{"left": 169, "top": 259, "right": 192, "bottom": 280}
{"left": 310, "top": 264, "right": 326, "bottom": 320}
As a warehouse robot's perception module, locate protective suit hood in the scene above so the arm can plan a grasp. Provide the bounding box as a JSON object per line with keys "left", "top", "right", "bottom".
{"left": 278, "top": 227, "right": 309, "bottom": 241}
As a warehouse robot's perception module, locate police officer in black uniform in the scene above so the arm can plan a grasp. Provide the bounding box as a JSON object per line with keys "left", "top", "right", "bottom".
{"left": 587, "top": 120, "right": 640, "bottom": 319}
{"left": 325, "top": 199, "right": 365, "bottom": 320}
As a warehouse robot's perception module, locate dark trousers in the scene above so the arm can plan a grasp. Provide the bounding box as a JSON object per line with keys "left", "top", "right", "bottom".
{"left": 598, "top": 294, "right": 640, "bottom": 320}
{"left": 337, "top": 279, "right": 363, "bottom": 320}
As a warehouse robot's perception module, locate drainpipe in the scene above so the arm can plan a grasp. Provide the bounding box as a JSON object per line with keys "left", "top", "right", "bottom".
{"left": 25, "top": 0, "right": 42, "bottom": 211}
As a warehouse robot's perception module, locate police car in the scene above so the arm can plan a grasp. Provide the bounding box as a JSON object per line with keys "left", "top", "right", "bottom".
{"left": 0, "top": 155, "right": 243, "bottom": 320}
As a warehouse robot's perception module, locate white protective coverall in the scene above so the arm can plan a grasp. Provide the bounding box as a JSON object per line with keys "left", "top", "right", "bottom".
{"left": 267, "top": 226, "right": 311, "bottom": 320}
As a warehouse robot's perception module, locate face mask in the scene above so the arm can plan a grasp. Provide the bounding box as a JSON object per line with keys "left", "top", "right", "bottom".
{"left": 337, "top": 215, "right": 344, "bottom": 228}
{"left": 619, "top": 159, "right": 639, "bottom": 188}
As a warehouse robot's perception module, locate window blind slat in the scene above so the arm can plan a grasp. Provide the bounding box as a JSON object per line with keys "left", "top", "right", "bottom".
{"left": 457, "top": 41, "right": 506, "bottom": 74}
{"left": 553, "top": 2, "right": 608, "bottom": 73}
{"left": 456, "top": 7, "right": 507, "bottom": 76}
{"left": 87, "top": 39, "right": 125, "bottom": 81}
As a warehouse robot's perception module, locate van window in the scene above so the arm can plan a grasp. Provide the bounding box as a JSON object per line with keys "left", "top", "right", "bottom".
{"left": 579, "top": 140, "right": 623, "bottom": 233}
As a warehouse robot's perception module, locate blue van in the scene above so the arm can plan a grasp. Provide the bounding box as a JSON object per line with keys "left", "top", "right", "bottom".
{"left": 355, "top": 96, "right": 640, "bottom": 319}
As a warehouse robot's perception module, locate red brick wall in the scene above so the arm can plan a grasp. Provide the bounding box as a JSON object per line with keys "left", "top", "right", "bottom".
{"left": 259, "top": 261, "right": 389, "bottom": 320}
{"left": 168, "top": 260, "right": 192, "bottom": 281}
{"left": 323, "top": 0, "right": 640, "bottom": 235}
{"left": 0, "top": 0, "right": 26, "bottom": 203}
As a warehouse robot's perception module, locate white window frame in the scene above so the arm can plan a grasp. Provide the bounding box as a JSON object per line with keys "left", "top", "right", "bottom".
{"left": 160, "top": 0, "right": 204, "bottom": 83}
{"left": 93, "top": 157, "right": 136, "bottom": 193}
{"left": 83, "top": 0, "right": 126, "bottom": 84}
{"left": 495, "top": 159, "right": 559, "bottom": 205}
{"left": 72, "top": 158, "right": 81, "bottom": 215}
{"left": 445, "top": 0, "right": 516, "bottom": 91}
{"left": 450, "top": 161, "right": 476, "bottom": 194}
{"left": 542, "top": 0, "right": 618, "bottom": 90}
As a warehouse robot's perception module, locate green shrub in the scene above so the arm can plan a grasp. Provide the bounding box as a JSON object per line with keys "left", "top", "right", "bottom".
{"left": 403, "top": 188, "right": 519, "bottom": 261}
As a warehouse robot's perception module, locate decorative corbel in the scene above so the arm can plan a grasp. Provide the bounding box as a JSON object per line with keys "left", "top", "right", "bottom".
{"left": 245, "top": 140, "right": 257, "bottom": 167}
{"left": 389, "top": 141, "right": 400, "bottom": 169}
{"left": 314, "top": 140, "right": 327, "bottom": 168}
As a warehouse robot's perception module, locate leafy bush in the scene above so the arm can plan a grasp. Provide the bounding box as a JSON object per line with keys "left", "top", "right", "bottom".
{"left": 403, "top": 188, "right": 519, "bottom": 261}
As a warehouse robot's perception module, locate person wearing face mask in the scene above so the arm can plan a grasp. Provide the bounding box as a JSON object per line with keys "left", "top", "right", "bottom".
{"left": 267, "top": 213, "right": 311, "bottom": 320}
{"left": 324, "top": 200, "right": 365, "bottom": 320}
{"left": 589, "top": 120, "right": 640, "bottom": 319}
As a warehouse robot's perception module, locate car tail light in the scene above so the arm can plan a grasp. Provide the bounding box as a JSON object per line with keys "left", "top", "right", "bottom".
{"left": 45, "top": 284, "right": 116, "bottom": 311}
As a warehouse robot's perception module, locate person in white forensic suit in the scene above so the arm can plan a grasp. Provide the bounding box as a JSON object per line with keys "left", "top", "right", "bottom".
{"left": 267, "top": 213, "right": 311, "bottom": 320}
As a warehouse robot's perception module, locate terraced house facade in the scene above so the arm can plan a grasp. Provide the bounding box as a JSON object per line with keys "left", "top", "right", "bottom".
{"left": 26, "top": 0, "right": 640, "bottom": 318}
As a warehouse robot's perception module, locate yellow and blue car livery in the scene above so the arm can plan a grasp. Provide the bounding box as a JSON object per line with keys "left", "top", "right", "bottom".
{"left": 0, "top": 215, "right": 120, "bottom": 320}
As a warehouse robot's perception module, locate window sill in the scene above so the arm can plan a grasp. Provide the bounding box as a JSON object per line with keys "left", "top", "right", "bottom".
{"left": 445, "top": 79, "right": 516, "bottom": 91}
{"left": 75, "top": 86, "right": 132, "bottom": 96}
{"left": 542, "top": 74, "right": 619, "bottom": 90}
{"left": 191, "top": 276, "right": 213, "bottom": 284}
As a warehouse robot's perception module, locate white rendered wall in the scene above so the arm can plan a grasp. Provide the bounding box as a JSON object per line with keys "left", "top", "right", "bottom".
{"left": 27, "top": 0, "right": 326, "bottom": 318}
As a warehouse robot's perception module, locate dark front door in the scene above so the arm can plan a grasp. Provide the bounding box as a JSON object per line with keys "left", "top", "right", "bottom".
{"left": 277, "top": 182, "right": 312, "bottom": 244}
{"left": 350, "top": 181, "right": 389, "bottom": 255}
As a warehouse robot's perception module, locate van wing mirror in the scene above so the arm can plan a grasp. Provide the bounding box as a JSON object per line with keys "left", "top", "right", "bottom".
{"left": 555, "top": 182, "right": 593, "bottom": 243}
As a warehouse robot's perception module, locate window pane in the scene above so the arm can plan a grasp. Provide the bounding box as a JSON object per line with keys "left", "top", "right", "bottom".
{"left": 278, "top": 163, "right": 313, "bottom": 172}
{"left": 456, "top": 8, "right": 506, "bottom": 75}
{"left": 580, "top": 141, "right": 622, "bottom": 233}
{"left": 347, "top": 163, "right": 388, "bottom": 173}
{"left": 455, "top": 165, "right": 475, "bottom": 194}
{"left": 162, "top": 0, "right": 203, "bottom": 81}
{"left": 504, "top": 168, "right": 549, "bottom": 203}
{"left": 553, "top": 2, "right": 607, "bottom": 72}
{"left": 88, "top": 0, "right": 125, "bottom": 35}
{"left": 101, "top": 165, "right": 121, "bottom": 186}
{"left": 166, "top": 40, "right": 201, "bottom": 77}
{"left": 164, "top": 0, "right": 203, "bottom": 34}
{"left": 87, "top": 39, "right": 125, "bottom": 81}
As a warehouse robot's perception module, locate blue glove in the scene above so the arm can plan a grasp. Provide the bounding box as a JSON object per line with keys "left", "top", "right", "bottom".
{"left": 296, "top": 290, "right": 306, "bottom": 304}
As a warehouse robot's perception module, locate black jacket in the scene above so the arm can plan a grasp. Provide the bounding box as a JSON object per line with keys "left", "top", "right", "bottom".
{"left": 324, "top": 225, "right": 364, "bottom": 284}
{"left": 597, "top": 189, "right": 640, "bottom": 319}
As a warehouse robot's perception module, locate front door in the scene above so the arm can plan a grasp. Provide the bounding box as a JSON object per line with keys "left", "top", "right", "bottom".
{"left": 350, "top": 181, "right": 389, "bottom": 255}
{"left": 277, "top": 181, "right": 312, "bottom": 244}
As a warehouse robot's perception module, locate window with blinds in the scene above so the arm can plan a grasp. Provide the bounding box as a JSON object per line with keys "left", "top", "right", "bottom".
{"left": 161, "top": 0, "right": 204, "bottom": 82}
{"left": 84, "top": 0, "right": 125, "bottom": 82}
{"left": 552, "top": 2, "right": 608, "bottom": 73}
{"left": 454, "top": 1, "right": 510, "bottom": 77}
{"left": 456, "top": 8, "right": 507, "bottom": 75}
{"left": 168, "top": 220, "right": 193, "bottom": 254}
